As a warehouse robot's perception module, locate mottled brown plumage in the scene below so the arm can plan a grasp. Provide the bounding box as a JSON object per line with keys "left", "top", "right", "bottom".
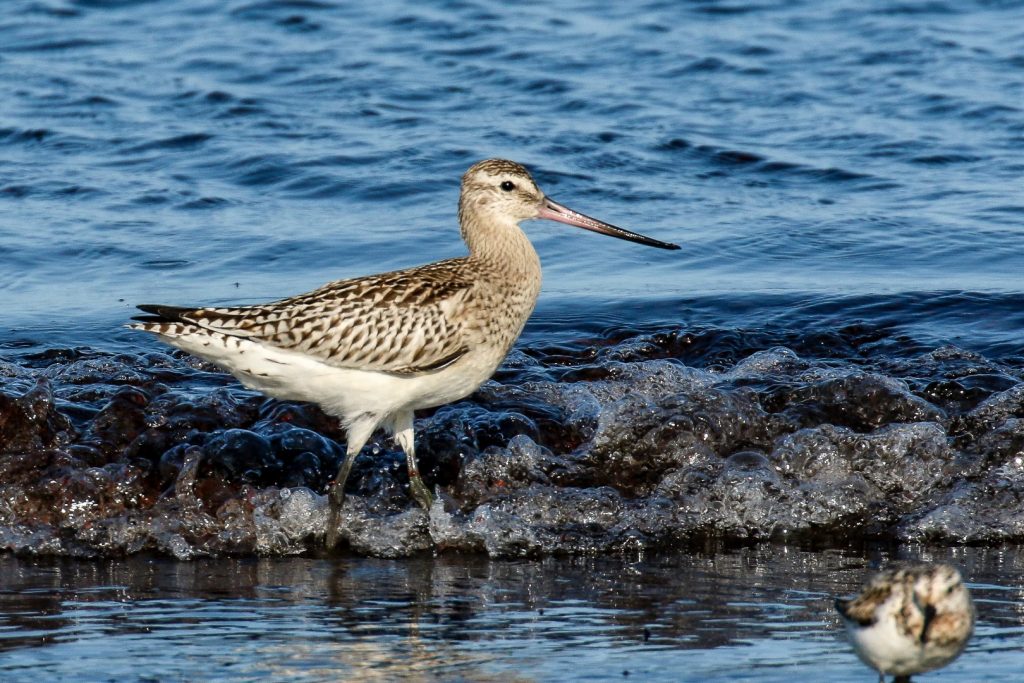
{"left": 130, "top": 158, "right": 678, "bottom": 548}
{"left": 138, "top": 261, "right": 475, "bottom": 375}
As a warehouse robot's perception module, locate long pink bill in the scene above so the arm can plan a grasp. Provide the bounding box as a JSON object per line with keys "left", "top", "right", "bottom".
{"left": 536, "top": 197, "right": 680, "bottom": 250}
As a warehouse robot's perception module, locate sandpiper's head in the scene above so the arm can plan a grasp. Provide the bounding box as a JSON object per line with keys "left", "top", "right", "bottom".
{"left": 913, "top": 563, "right": 972, "bottom": 618}
{"left": 460, "top": 159, "right": 680, "bottom": 250}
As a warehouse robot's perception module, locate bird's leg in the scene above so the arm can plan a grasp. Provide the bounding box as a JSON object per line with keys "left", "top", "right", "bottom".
{"left": 393, "top": 410, "right": 434, "bottom": 511}
{"left": 325, "top": 417, "right": 377, "bottom": 550}
{"left": 325, "top": 447, "right": 357, "bottom": 550}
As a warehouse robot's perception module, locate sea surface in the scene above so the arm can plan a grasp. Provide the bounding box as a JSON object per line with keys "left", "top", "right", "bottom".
{"left": 2, "top": 0, "right": 1024, "bottom": 680}
{"left": 2, "top": 546, "right": 1024, "bottom": 683}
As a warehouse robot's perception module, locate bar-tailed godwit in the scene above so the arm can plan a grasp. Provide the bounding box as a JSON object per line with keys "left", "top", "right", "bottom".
{"left": 130, "top": 159, "right": 679, "bottom": 548}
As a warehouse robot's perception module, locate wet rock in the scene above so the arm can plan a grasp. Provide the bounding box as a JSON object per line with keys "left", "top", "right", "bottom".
{"left": 416, "top": 405, "right": 483, "bottom": 482}
{"left": 899, "top": 461, "right": 1024, "bottom": 544}
{"left": 161, "top": 388, "right": 261, "bottom": 434}
{"left": 0, "top": 359, "right": 28, "bottom": 379}
{"left": 1, "top": 333, "right": 1023, "bottom": 558}
{"left": 722, "top": 450, "right": 777, "bottom": 476}
{"left": 121, "top": 388, "right": 261, "bottom": 471}
{"left": 281, "top": 451, "right": 325, "bottom": 489}
{"left": 474, "top": 384, "right": 596, "bottom": 451}
{"left": 159, "top": 443, "right": 201, "bottom": 482}
{"left": 202, "top": 429, "right": 279, "bottom": 485}
{"left": 44, "top": 354, "right": 147, "bottom": 386}
{"left": 580, "top": 387, "right": 774, "bottom": 495}
{"left": 255, "top": 401, "right": 343, "bottom": 438}
{"left": 965, "top": 417, "right": 1024, "bottom": 470}
{"left": 958, "top": 383, "right": 1024, "bottom": 430}
{"left": 418, "top": 404, "right": 545, "bottom": 490}
{"left": 0, "top": 378, "right": 76, "bottom": 454}
{"left": 125, "top": 427, "right": 203, "bottom": 471}
{"left": 52, "top": 463, "right": 147, "bottom": 530}
{"left": 452, "top": 435, "right": 572, "bottom": 506}
{"left": 772, "top": 422, "right": 955, "bottom": 498}
{"left": 920, "top": 375, "right": 1017, "bottom": 414}
{"left": 84, "top": 386, "right": 151, "bottom": 456}
{"left": 258, "top": 423, "right": 343, "bottom": 487}
{"left": 768, "top": 371, "right": 946, "bottom": 431}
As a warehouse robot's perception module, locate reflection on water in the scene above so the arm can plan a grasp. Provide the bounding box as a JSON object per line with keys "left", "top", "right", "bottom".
{"left": 0, "top": 545, "right": 1022, "bottom": 681}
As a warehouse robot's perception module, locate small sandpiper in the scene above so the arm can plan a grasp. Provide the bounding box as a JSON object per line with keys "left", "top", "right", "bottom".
{"left": 835, "top": 562, "right": 974, "bottom": 683}
{"left": 130, "top": 159, "right": 679, "bottom": 547}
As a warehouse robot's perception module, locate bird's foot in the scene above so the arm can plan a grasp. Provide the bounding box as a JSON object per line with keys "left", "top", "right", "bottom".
{"left": 409, "top": 474, "right": 434, "bottom": 512}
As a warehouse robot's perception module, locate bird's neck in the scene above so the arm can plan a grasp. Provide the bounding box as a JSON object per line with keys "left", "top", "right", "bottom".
{"left": 460, "top": 211, "right": 541, "bottom": 280}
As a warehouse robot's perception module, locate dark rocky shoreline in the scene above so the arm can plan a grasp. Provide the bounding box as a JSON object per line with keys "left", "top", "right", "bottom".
{"left": 2, "top": 327, "right": 1022, "bottom": 559}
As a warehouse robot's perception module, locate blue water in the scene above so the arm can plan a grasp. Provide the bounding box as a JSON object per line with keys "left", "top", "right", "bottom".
{"left": 3, "top": 0, "right": 1024, "bottom": 680}
{"left": 1, "top": 546, "right": 1022, "bottom": 683}
{"left": 2, "top": 0, "right": 1023, "bottom": 355}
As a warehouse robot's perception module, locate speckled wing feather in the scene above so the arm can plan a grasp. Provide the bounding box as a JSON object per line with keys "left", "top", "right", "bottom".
{"left": 137, "top": 259, "right": 474, "bottom": 375}
{"left": 837, "top": 576, "right": 893, "bottom": 627}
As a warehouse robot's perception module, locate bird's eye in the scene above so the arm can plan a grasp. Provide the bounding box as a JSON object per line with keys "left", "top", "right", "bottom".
{"left": 500, "top": 180, "right": 516, "bottom": 192}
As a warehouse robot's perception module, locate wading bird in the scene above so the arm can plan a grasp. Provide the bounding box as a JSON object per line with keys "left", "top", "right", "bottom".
{"left": 131, "top": 159, "right": 679, "bottom": 547}
{"left": 836, "top": 563, "right": 974, "bottom": 683}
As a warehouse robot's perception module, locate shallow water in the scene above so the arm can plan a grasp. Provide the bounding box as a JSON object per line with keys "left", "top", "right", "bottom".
{"left": 1, "top": 545, "right": 1022, "bottom": 682}
{"left": 2, "top": 0, "right": 1024, "bottom": 678}
{"left": 2, "top": 0, "right": 1023, "bottom": 349}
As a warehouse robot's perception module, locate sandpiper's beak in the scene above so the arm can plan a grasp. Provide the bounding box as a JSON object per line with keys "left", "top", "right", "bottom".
{"left": 536, "top": 197, "right": 680, "bottom": 250}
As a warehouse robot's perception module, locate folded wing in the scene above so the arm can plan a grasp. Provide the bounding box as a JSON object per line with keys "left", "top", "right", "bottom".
{"left": 133, "top": 261, "right": 473, "bottom": 376}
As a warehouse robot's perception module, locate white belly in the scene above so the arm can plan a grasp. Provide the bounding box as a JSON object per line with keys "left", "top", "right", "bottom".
{"left": 157, "top": 330, "right": 501, "bottom": 423}
{"left": 848, "top": 616, "right": 959, "bottom": 677}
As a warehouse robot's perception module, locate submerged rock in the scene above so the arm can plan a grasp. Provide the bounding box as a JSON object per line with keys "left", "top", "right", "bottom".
{"left": 0, "top": 330, "right": 1023, "bottom": 558}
